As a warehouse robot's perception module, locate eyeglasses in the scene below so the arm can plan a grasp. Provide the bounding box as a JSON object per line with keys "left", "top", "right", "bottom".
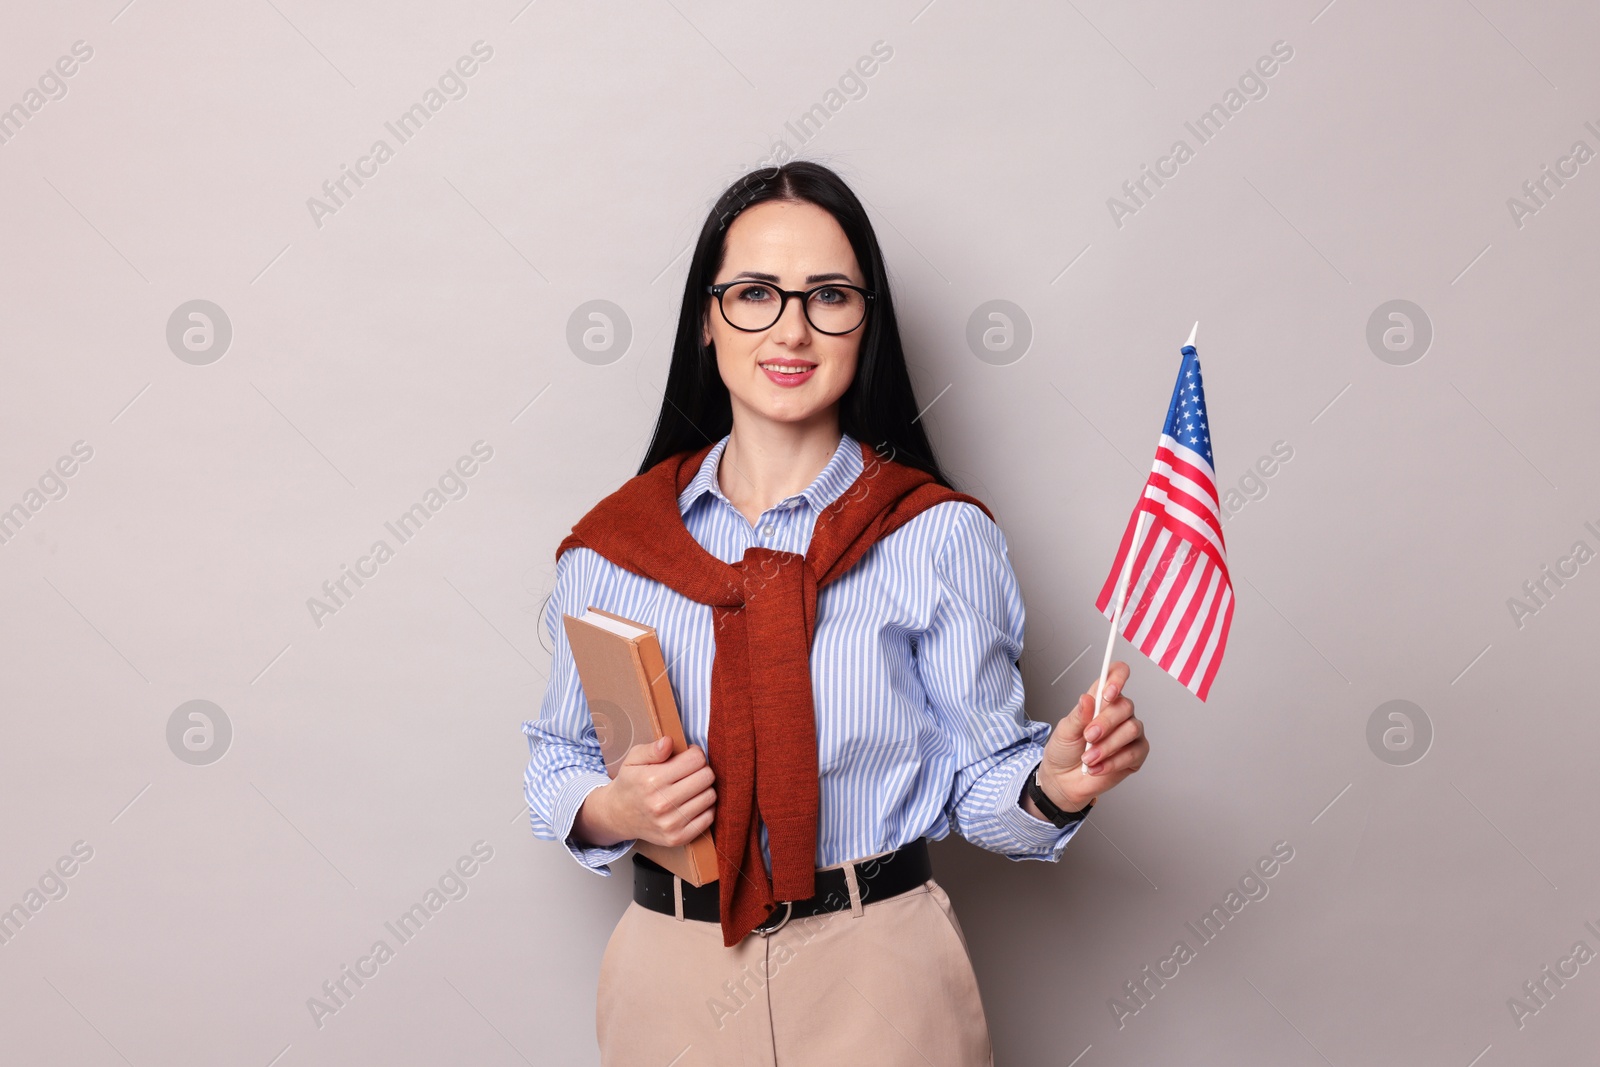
{"left": 707, "top": 280, "right": 876, "bottom": 336}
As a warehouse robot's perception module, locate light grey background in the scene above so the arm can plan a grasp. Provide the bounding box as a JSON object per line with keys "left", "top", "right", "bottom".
{"left": 2, "top": 1, "right": 1597, "bottom": 1064}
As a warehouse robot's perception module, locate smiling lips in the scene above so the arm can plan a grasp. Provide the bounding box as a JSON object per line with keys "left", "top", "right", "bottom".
{"left": 759, "top": 359, "right": 817, "bottom": 386}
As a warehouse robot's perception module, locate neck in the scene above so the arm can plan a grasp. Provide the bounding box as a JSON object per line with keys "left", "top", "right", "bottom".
{"left": 718, "top": 412, "right": 843, "bottom": 526}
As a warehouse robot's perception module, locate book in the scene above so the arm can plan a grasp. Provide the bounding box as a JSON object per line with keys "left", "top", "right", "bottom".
{"left": 560, "top": 606, "right": 718, "bottom": 886}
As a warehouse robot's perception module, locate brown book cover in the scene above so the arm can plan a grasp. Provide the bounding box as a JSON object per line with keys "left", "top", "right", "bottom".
{"left": 560, "top": 606, "right": 718, "bottom": 886}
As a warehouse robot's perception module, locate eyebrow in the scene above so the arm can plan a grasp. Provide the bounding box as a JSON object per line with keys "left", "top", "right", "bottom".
{"left": 730, "top": 270, "right": 855, "bottom": 284}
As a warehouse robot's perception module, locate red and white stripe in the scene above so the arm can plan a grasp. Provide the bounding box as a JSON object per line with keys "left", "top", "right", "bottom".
{"left": 1094, "top": 434, "right": 1234, "bottom": 702}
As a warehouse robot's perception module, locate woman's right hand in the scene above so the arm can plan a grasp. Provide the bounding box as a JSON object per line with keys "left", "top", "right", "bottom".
{"left": 572, "top": 736, "right": 717, "bottom": 849}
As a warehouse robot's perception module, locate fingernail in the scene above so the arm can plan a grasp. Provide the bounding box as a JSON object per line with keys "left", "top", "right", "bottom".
{"left": 1104, "top": 686, "right": 1118, "bottom": 701}
{"left": 1086, "top": 725, "right": 1101, "bottom": 742}
{"left": 1083, "top": 745, "right": 1096, "bottom": 761}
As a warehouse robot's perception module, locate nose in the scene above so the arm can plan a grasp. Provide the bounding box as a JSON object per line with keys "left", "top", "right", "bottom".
{"left": 769, "top": 292, "right": 812, "bottom": 343}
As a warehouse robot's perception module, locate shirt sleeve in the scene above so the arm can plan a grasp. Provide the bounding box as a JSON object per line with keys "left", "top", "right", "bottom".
{"left": 521, "top": 545, "right": 633, "bottom": 875}
{"left": 919, "top": 502, "right": 1087, "bottom": 861}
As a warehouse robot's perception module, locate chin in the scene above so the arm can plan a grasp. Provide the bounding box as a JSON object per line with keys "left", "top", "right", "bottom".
{"left": 750, "top": 403, "right": 821, "bottom": 425}
{"left": 744, "top": 390, "right": 830, "bottom": 422}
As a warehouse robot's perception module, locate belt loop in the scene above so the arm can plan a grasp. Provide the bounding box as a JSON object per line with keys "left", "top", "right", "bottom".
{"left": 843, "top": 863, "right": 864, "bottom": 918}
{"left": 673, "top": 875, "right": 685, "bottom": 922}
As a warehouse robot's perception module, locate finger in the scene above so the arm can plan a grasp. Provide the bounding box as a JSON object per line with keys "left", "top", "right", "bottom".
{"left": 1084, "top": 715, "right": 1143, "bottom": 765}
{"left": 668, "top": 806, "right": 716, "bottom": 846}
{"left": 666, "top": 783, "right": 717, "bottom": 826}
{"left": 659, "top": 765, "right": 716, "bottom": 806}
{"left": 1046, "top": 697, "right": 1090, "bottom": 761}
{"left": 1081, "top": 673, "right": 1118, "bottom": 731}
{"left": 659, "top": 743, "right": 708, "bottom": 777}
{"left": 1085, "top": 690, "right": 1134, "bottom": 742}
{"left": 622, "top": 736, "right": 674, "bottom": 766}
{"left": 1087, "top": 696, "right": 1136, "bottom": 741}
{"left": 1092, "top": 661, "right": 1131, "bottom": 706}
{"left": 1088, "top": 738, "right": 1149, "bottom": 776}
{"left": 1064, "top": 694, "right": 1089, "bottom": 739}
{"left": 654, "top": 784, "right": 715, "bottom": 835}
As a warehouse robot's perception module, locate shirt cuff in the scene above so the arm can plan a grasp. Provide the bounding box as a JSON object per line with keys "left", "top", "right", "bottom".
{"left": 553, "top": 771, "right": 633, "bottom": 876}
{"left": 992, "top": 756, "right": 1089, "bottom": 861}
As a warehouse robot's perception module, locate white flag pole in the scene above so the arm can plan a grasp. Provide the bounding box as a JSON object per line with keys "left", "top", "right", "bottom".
{"left": 1083, "top": 322, "right": 1198, "bottom": 774}
{"left": 1084, "top": 509, "right": 1151, "bottom": 772}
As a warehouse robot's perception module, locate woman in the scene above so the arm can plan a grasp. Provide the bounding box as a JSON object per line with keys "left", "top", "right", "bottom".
{"left": 523, "top": 160, "right": 1149, "bottom": 1065}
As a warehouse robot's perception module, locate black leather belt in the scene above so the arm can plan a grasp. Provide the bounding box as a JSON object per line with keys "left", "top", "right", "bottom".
{"left": 632, "top": 839, "right": 932, "bottom": 935}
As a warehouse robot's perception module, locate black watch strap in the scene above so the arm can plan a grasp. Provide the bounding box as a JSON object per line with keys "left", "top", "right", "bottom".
{"left": 1023, "top": 762, "right": 1093, "bottom": 829}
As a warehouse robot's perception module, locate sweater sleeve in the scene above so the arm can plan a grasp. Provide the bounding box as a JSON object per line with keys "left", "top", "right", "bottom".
{"left": 521, "top": 546, "right": 633, "bottom": 875}
{"left": 919, "top": 503, "right": 1087, "bottom": 861}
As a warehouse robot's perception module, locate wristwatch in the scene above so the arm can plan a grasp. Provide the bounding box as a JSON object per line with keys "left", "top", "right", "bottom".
{"left": 1022, "top": 762, "right": 1093, "bottom": 829}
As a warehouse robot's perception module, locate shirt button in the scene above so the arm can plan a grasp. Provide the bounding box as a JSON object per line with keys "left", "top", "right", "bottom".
{"left": 761, "top": 524, "right": 775, "bottom": 537}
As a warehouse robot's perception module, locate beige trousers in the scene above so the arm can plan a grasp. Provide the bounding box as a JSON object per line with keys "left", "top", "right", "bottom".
{"left": 596, "top": 872, "right": 993, "bottom": 1066}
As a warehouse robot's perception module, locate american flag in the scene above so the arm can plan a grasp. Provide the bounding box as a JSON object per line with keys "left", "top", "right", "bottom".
{"left": 1094, "top": 342, "right": 1233, "bottom": 701}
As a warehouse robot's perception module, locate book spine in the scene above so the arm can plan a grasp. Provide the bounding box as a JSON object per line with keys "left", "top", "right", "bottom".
{"left": 634, "top": 633, "right": 719, "bottom": 886}
{"left": 633, "top": 634, "right": 684, "bottom": 751}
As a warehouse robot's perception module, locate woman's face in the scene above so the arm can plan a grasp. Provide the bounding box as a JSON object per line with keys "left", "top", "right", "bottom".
{"left": 703, "top": 199, "right": 866, "bottom": 431}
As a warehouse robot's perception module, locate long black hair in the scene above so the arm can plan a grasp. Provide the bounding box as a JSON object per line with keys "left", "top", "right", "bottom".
{"left": 636, "top": 160, "right": 956, "bottom": 489}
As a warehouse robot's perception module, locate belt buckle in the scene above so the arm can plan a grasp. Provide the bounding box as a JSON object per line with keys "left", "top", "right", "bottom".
{"left": 753, "top": 901, "right": 792, "bottom": 937}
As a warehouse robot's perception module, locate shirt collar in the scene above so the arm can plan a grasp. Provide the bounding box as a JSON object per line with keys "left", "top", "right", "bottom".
{"left": 677, "top": 431, "right": 864, "bottom": 518}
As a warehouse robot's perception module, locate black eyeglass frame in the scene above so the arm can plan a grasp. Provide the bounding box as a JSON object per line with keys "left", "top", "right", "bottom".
{"left": 706, "top": 281, "right": 877, "bottom": 336}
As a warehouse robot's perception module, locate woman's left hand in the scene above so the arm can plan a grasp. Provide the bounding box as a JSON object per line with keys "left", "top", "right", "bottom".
{"left": 1036, "top": 660, "right": 1148, "bottom": 814}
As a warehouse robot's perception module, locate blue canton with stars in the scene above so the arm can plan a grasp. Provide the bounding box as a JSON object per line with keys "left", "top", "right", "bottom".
{"left": 1162, "top": 345, "right": 1213, "bottom": 467}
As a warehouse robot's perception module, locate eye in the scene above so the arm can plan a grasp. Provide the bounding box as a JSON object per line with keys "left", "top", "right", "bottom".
{"left": 812, "top": 287, "right": 846, "bottom": 304}
{"left": 732, "top": 283, "right": 773, "bottom": 303}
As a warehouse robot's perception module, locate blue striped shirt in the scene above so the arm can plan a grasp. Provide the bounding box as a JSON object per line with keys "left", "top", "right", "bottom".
{"left": 522, "top": 430, "right": 1084, "bottom": 876}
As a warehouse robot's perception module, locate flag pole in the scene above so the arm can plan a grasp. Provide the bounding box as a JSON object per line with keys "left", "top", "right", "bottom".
{"left": 1083, "top": 322, "right": 1198, "bottom": 774}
